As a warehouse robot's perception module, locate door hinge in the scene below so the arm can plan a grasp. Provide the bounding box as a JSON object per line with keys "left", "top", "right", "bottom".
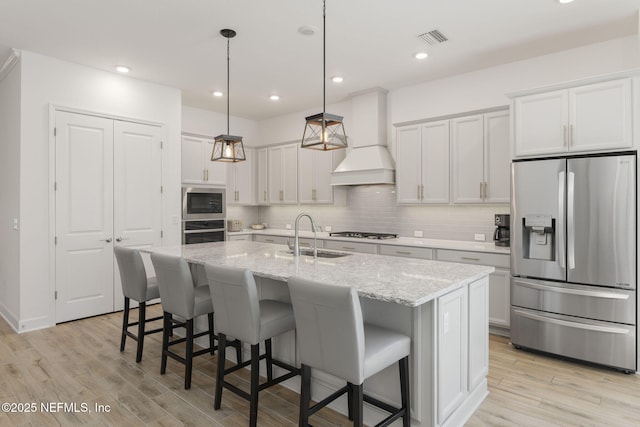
{"left": 160, "top": 230, "right": 164, "bottom": 238}
{"left": 54, "top": 291, "right": 57, "bottom": 300}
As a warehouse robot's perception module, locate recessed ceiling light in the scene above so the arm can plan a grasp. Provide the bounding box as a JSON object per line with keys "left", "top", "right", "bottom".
{"left": 115, "top": 65, "right": 130, "bottom": 73}
{"left": 298, "top": 25, "right": 317, "bottom": 36}
{"left": 212, "top": 91, "right": 223, "bottom": 97}
{"left": 331, "top": 76, "right": 344, "bottom": 83}
{"left": 415, "top": 52, "right": 428, "bottom": 60}
{"left": 558, "top": 0, "right": 575, "bottom": 3}
{"left": 270, "top": 95, "right": 280, "bottom": 101}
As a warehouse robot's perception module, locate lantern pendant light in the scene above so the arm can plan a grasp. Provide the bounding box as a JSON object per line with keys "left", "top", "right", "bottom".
{"left": 212, "top": 28, "right": 246, "bottom": 162}
{"left": 301, "top": 0, "right": 347, "bottom": 150}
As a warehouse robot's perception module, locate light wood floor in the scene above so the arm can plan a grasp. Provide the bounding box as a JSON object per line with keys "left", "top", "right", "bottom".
{"left": 1, "top": 305, "right": 639, "bottom": 426}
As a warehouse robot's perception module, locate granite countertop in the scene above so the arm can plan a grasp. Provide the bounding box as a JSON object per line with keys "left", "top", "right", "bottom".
{"left": 144, "top": 241, "right": 494, "bottom": 307}
{"left": 228, "top": 228, "right": 510, "bottom": 255}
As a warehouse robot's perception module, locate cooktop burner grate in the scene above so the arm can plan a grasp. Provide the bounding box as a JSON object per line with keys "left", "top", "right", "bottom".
{"left": 329, "top": 231, "right": 397, "bottom": 240}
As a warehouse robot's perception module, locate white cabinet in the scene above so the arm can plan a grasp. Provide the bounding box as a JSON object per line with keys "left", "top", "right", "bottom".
{"left": 181, "top": 135, "right": 227, "bottom": 185}
{"left": 451, "top": 111, "right": 510, "bottom": 204}
{"left": 513, "top": 78, "right": 632, "bottom": 157}
{"left": 396, "top": 121, "right": 450, "bottom": 204}
{"left": 324, "top": 240, "right": 378, "bottom": 254}
{"left": 227, "top": 147, "right": 256, "bottom": 205}
{"left": 467, "top": 277, "right": 489, "bottom": 392}
{"left": 298, "top": 148, "right": 345, "bottom": 204}
{"left": 254, "top": 234, "right": 289, "bottom": 245}
{"left": 268, "top": 144, "right": 298, "bottom": 204}
{"left": 436, "top": 249, "right": 510, "bottom": 329}
{"left": 227, "top": 234, "right": 252, "bottom": 241}
{"left": 378, "top": 244, "right": 433, "bottom": 260}
{"left": 256, "top": 148, "right": 269, "bottom": 205}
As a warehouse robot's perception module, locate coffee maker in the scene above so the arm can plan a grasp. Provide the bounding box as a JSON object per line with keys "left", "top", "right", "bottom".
{"left": 493, "top": 214, "right": 510, "bottom": 247}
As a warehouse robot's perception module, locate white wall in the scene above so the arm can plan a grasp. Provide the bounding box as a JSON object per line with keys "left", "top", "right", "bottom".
{"left": 0, "top": 60, "right": 21, "bottom": 328}
{"left": 182, "top": 105, "right": 258, "bottom": 145}
{"left": 17, "top": 51, "right": 182, "bottom": 332}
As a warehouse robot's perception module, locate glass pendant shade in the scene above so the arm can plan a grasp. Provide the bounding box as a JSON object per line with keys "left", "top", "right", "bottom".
{"left": 301, "top": 112, "right": 347, "bottom": 150}
{"left": 211, "top": 134, "right": 245, "bottom": 162}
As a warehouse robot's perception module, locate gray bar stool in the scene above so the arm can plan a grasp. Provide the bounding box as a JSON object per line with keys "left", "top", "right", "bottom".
{"left": 151, "top": 253, "right": 241, "bottom": 390}
{"left": 114, "top": 246, "right": 163, "bottom": 363}
{"left": 288, "top": 277, "right": 411, "bottom": 427}
{"left": 204, "top": 263, "right": 300, "bottom": 427}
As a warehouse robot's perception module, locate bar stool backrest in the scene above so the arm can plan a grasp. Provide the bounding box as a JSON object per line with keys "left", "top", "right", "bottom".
{"left": 114, "top": 246, "right": 149, "bottom": 302}
{"left": 205, "top": 264, "right": 261, "bottom": 345}
{"left": 151, "top": 253, "right": 195, "bottom": 319}
{"left": 288, "top": 277, "right": 365, "bottom": 385}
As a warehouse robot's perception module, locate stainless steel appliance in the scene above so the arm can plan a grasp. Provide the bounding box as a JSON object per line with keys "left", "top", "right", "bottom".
{"left": 329, "top": 231, "right": 397, "bottom": 240}
{"left": 493, "top": 214, "right": 510, "bottom": 247}
{"left": 182, "top": 187, "right": 225, "bottom": 220}
{"left": 511, "top": 152, "right": 637, "bottom": 372}
{"left": 182, "top": 219, "right": 226, "bottom": 244}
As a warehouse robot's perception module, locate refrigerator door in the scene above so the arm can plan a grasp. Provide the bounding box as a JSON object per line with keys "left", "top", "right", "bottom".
{"left": 511, "top": 158, "right": 566, "bottom": 281}
{"left": 567, "top": 155, "right": 636, "bottom": 289}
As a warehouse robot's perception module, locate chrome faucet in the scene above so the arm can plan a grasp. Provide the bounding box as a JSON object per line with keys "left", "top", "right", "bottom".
{"left": 293, "top": 212, "right": 318, "bottom": 258}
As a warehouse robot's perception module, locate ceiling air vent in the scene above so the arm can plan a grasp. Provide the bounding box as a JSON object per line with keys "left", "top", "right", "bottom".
{"left": 417, "top": 29, "right": 448, "bottom": 45}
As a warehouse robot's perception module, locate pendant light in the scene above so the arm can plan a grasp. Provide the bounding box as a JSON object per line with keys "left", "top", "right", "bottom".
{"left": 301, "top": 0, "right": 347, "bottom": 150}
{"left": 212, "top": 28, "right": 246, "bottom": 162}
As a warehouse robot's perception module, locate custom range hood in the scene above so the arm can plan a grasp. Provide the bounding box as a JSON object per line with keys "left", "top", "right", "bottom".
{"left": 331, "top": 88, "right": 395, "bottom": 186}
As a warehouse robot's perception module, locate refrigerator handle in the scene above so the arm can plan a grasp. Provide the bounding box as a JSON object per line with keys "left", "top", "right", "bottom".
{"left": 567, "top": 171, "right": 575, "bottom": 270}
{"left": 558, "top": 171, "right": 566, "bottom": 269}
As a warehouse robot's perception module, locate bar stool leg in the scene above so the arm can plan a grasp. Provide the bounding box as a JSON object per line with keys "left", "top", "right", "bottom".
{"left": 400, "top": 356, "right": 411, "bottom": 427}
{"left": 347, "top": 383, "right": 354, "bottom": 420}
{"left": 352, "top": 384, "right": 364, "bottom": 427}
{"left": 120, "top": 297, "right": 130, "bottom": 352}
{"left": 249, "top": 344, "right": 260, "bottom": 427}
{"left": 160, "top": 311, "right": 171, "bottom": 375}
{"left": 214, "top": 333, "right": 227, "bottom": 410}
{"left": 185, "top": 319, "right": 194, "bottom": 390}
{"left": 299, "top": 364, "right": 311, "bottom": 427}
{"left": 208, "top": 313, "right": 215, "bottom": 355}
{"left": 135, "top": 302, "right": 146, "bottom": 363}
{"left": 265, "top": 338, "right": 273, "bottom": 382}
{"left": 234, "top": 340, "right": 243, "bottom": 365}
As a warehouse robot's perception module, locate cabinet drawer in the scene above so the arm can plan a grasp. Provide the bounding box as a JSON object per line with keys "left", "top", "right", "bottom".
{"left": 297, "top": 237, "right": 323, "bottom": 249}
{"left": 227, "top": 234, "right": 252, "bottom": 241}
{"left": 324, "top": 240, "right": 378, "bottom": 254}
{"left": 437, "top": 249, "right": 509, "bottom": 268}
{"left": 379, "top": 244, "right": 433, "bottom": 260}
{"left": 254, "top": 235, "right": 289, "bottom": 245}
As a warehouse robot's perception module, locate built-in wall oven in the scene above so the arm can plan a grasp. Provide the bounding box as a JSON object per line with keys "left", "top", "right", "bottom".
{"left": 182, "top": 187, "right": 226, "bottom": 244}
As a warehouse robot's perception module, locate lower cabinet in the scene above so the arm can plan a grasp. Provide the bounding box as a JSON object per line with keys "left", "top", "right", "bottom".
{"left": 437, "top": 276, "right": 488, "bottom": 425}
{"left": 324, "top": 240, "right": 378, "bottom": 254}
{"left": 227, "top": 234, "right": 252, "bottom": 241}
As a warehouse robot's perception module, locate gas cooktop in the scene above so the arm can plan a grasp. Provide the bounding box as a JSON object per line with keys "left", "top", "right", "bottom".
{"left": 329, "top": 231, "right": 398, "bottom": 240}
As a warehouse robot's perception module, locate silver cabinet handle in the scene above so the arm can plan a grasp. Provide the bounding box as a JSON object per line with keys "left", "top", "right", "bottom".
{"left": 421, "top": 184, "right": 424, "bottom": 200}
{"left": 342, "top": 246, "right": 355, "bottom": 250}
{"left": 396, "top": 251, "right": 412, "bottom": 255}
{"left": 264, "top": 190, "right": 267, "bottom": 202}
{"left": 461, "top": 256, "right": 480, "bottom": 261}
{"left": 563, "top": 125, "right": 567, "bottom": 146}
{"left": 569, "top": 124, "right": 574, "bottom": 146}
{"left": 417, "top": 184, "right": 421, "bottom": 200}
{"left": 479, "top": 182, "right": 483, "bottom": 198}
{"left": 101, "top": 237, "right": 112, "bottom": 243}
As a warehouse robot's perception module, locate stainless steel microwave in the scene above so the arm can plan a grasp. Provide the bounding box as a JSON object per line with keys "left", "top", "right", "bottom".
{"left": 182, "top": 187, "right": 226, "bottom": 220}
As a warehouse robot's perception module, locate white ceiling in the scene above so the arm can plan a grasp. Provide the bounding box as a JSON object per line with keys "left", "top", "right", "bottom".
{"left": 0, "top": 0, "right": 637, "bottom": 120}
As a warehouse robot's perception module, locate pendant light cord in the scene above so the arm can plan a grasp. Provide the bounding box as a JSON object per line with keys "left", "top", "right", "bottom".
{"left": 322, "top": 0, "right": 326, "bottom": 116}
{"left": 226, "top": 36, "right": 230, "bottom": 135}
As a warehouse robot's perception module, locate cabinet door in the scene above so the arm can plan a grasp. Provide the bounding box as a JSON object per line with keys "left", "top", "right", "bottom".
{"left": 395, "top": 126, "right": 421, "bottom": 204}
{"left": 298, "top": 146, "right": 315, "bottom": 204}
{"left": 422, "top": 120, "right": 450, "bottom": 203}
{"left": 282, "top": 144, "right": 298, "bottom": 204}
{"left": 312, "top": 151, "right": 335, "bottom": 204}
{"left": 203, "top": 139, "right": 226, "bottom": 185}
{"left": 257, "top": 148, "right": 269, "bottom": 205}
{"left": 437, "top": 286, "right": 467, "bottom": 424}
{"left": 451, "top": 115, "right": 484, "bottom": 203}
{"left": 235, "top": 148, "right": 255, "bottom": 204}
{"left": 569, "top": 79, "right": 632, "bottom": 152}
{"left": 488, "top": 268, "right": 510, "bottom": 328}
{"left": 181, "top": 135, "right": 205, "bottom": 183}
{"left": 514, "top": 90, "right": 568, "bottom": 157}
{"left": 468, "top": 277, "right": 489, "bottom": 393}
{"left": 484, "top": 111, "right": 510, "bottom": 203}
{"left": 268, "top": 146, "right": 284, "bottom": 204}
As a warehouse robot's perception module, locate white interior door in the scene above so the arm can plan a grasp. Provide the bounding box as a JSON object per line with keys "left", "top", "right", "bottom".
{"left": 113, "top": 121, "right": 163, "bottom": 310}
{"left": 55, "top": 112, "right": 114, "bottom": 323}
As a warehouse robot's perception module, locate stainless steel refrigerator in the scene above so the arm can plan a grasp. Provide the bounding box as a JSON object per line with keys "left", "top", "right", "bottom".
{"left": 511, "top": 152, "right": 637, "bottom": 372}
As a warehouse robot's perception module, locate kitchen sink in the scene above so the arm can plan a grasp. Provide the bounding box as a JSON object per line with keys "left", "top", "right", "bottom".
{"left": 285, "top": 249, "right": 352, "bottom": 259}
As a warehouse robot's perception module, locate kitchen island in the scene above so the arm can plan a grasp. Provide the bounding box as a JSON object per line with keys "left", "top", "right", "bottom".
{"left": 145, "top": 241, "right": 494, "bottom": 427}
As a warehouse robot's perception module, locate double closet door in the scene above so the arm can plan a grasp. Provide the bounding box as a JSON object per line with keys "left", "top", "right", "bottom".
{"left": 55, "top": 111, "right": 163, "bottom": 323}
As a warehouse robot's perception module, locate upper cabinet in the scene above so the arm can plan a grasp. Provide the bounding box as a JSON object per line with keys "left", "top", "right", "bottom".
{"left": 256, "top": 148, "right": 269, "bottom": 205}
{"left": 396, "top": 120, "right": 450, "bottom": 204}
{"left": 513, "top": 78, "right": 632, "bottom": 157}
{"left": 451, "top": 110, "right": 510, "bottom": 204}
{"left": 298, "top": 148, "right": 346, "bottom": 205}
{"left": 227, "top": 147, "right": 256, "bottom": 205}
{"left": 181, "top": 135, "right": 226, "bottom": 186}
{"left": 268, "top": 143, "right": 298, "bottom": 204}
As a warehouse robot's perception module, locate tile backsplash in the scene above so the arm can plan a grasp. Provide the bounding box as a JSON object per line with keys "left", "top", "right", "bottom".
{"left": 229, "top": 185, "right": 509, "bottom": 242}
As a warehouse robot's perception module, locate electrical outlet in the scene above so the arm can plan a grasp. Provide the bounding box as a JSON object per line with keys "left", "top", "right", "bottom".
{"left": 285, "top": 224, "right": 292, "bottom": 229}
{"left": 414, "top": 230, "right": 423, "bottom": 238}
{"left": 443, "top": 312, "right": 450, "bottom": 334}
{"left": 474, "top": 233, "right": 486, "bottom": 241}
{"left": 12, "top": 218, "right": 18, "bottom": 230}
{"left": 325, "top": 225, "right": 332, "bottom": 232}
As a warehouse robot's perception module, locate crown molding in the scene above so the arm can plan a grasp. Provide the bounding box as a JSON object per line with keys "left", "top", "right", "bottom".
{"left": 0, "top": 48, "right": 21, "bottom": 82}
